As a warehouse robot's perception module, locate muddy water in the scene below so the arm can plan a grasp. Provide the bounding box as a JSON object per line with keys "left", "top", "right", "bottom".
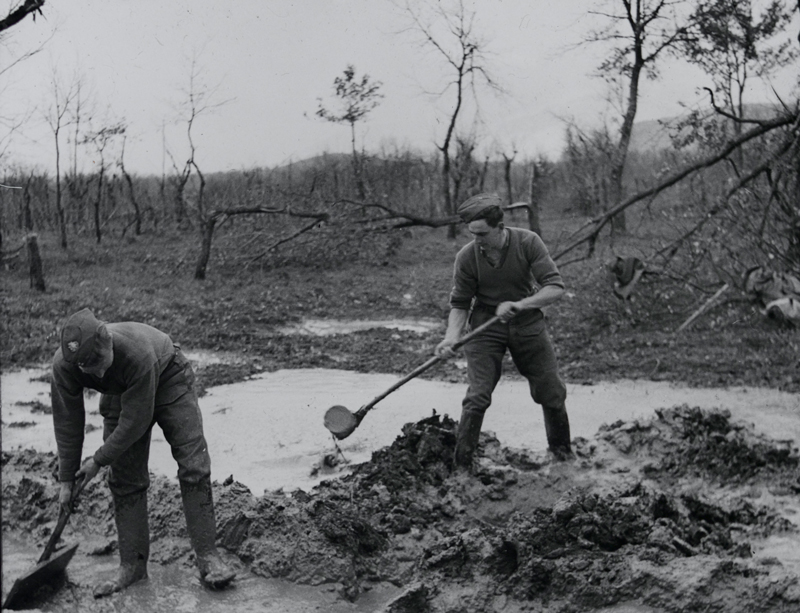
{"left": 2, "top": 360, "right": 799, "bottom": 496}
{"left": 1, "top": 534, "right": 401, "bottom": 613}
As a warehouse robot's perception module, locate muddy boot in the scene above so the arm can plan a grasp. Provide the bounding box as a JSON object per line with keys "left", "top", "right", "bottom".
{"left": 454, "top": 409, "right": 485, "bottom": 470}
{"left": 94, "top": 492, "right": 149, "bottom": 598}
{"left": 543, "top": 404, "right": 574, "bottom": 461}
{"left": 180, "top": 477, "right": 236, "bottom": 589}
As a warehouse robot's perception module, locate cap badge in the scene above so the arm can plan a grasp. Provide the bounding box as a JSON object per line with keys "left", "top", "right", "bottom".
{"left": 67, "top": 341, "right": 79, "bottom": 353}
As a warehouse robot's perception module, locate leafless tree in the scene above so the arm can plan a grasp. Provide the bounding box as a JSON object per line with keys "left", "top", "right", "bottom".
{"left": 44, "top": 69, "right": 79, "bottom": 249}
{"left": 583, "top": 0, "right": 693, "bottom": 234}
{"left": 82, "top": 121, "right": 126, "bottom": 243}
{"left": 400, "top": 0, "right": 503, "bottom": 238}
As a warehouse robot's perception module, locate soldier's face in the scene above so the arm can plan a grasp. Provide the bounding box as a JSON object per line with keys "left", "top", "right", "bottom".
{"left": 468, "top": 219, "right": 505, "bottom": 250}
{"left": 78, "top": 341, "right": 114, "bottom": 378}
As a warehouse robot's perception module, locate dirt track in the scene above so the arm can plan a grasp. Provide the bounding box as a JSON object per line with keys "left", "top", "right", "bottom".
{"left": 3, "top": 405, "right": 799, "bottom": 612}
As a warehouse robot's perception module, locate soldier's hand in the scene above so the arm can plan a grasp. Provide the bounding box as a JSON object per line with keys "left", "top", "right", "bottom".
{"left": 75, "top": 457, "right": 101, "bottom": 488}
{"left": 496, "top": 301, "right": 521, "bottom": 322}
{"left": 59, "top": 481, "right": 75, "bottom": 514}
{"left": 435, "top": 338, "right": 458, "bottom": 358}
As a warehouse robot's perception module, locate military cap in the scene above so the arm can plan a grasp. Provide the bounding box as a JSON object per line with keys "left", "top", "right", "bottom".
{"left": 457, "top": 193, "right": 503, "bottom": 222}
{"left": 60, "top": 308, "right": 103, "bottom": 364}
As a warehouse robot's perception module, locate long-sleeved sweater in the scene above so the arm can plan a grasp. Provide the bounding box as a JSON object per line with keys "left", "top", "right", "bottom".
{"left": 449, "top": 227, "right": 564, "bottom": 312}
{"left": 51, "top": 322, "right": 186, "bottom": 482}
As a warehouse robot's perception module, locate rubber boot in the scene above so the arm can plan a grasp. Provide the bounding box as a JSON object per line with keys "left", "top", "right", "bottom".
{"left": 94, "top": 492, "right": 149, "bottom": 598}
{"left": 180, "top": 477, "right": 236, "bottom": 589}
{"left": 454, "top": 409, "right": 485, "bottom": 469}
{"left": 543, "top": 404, "right": 574, "bottom": 461}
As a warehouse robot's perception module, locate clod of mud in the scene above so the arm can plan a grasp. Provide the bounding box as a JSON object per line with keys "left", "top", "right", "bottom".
{"left": 2, "top": 406, "right": 799, "bottom": 612}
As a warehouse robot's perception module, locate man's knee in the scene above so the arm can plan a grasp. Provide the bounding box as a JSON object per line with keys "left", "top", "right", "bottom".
{"left": 529, "top": 375, "right": 567, "bottom": 408}
{"left": 172, "top": 435, "right": 212, "bottom": 483}
{"left": 109, "top": 472, "right": 150, "bottom": 498}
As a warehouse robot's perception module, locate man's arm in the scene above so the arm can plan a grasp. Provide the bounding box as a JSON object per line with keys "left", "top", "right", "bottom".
{"left": 92, "top": 369, "right": 158, "bottom": 467}
{"left": 51, "top": 362, "right": 87, "bottom": 482}
{"left": 435, "top": 308, "right": 470, "bottom": 356}
{"left": 496, "top": 285, "right": 565, "bottom": 321}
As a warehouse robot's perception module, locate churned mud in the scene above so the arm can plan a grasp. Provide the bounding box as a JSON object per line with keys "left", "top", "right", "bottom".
{"left": 2, "top": 405, "right": 799, "bottom": 612}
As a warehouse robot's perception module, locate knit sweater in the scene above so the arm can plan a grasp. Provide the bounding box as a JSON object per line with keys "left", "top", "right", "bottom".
{"left": 51, "top": 322, "right": 183, "bottom": 481}
{"left": 449, "top": 227, "right": 564, "bottom": 311}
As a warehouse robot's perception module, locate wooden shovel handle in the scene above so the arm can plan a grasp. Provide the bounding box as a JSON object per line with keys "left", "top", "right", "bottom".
{"left": 354, "top": 314, "right": 502, "bottom": 422}
{"left": 38, "top": 473, "right": 91, "bottom": 563}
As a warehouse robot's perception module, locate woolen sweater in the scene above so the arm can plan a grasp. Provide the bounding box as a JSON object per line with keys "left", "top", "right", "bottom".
{"left": 449, "top": 227, "right": 564, "bottom": 311}
{"left": 51, "top": 322, "right": 183, "bottom": 482}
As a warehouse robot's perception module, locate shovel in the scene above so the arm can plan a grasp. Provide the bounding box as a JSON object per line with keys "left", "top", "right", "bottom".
{"left": 2, "top": 475, "right": 90, "bottom": 610}
{"left": 324, "top": 315, "right": 502, "bottom": 440}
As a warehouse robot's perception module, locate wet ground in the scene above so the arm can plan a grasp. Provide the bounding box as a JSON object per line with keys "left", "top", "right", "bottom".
{"left": 2, "top": 320, "right": 800, "bottom": 612}
{"left": 3, "top": 359, "right": 798, "bottom": 495}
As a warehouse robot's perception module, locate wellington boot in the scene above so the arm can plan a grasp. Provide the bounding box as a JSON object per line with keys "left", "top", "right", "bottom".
{"left": 180, "top": 477, "right": 236, "bottom": 589}
{"left": 453, "top": 409, "right": 485, "bottom": 470}
{"left": 543, "top": 404, "right": 573, "bottom": 459}
{"left": 94, "top": 491, "right": 149, "bottom": 598}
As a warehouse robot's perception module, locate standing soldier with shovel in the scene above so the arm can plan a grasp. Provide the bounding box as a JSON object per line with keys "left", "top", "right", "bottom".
{"left": 51, "top": 308, "right": 235, "bottom": 597}
{"left": 435, "top": 193, "right": 573, "bottom": 468}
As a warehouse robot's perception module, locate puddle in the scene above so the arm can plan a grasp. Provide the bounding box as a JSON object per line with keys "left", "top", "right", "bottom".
{"left": 276, "top": 317, "right": 442, "bottom": 336}
{"left": 0, "top": 535, "right": 400, "bottom": 613}
{"left": 2, "top": 362, "right": 799, "bottom": 495}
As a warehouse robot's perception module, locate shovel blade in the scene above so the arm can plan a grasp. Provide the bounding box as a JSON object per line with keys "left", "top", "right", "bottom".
{"left": 324, "top": 405, "right": 359, "bottom": 440}
{"left": 2, "top": 543, "right": 79, "bottom": 610}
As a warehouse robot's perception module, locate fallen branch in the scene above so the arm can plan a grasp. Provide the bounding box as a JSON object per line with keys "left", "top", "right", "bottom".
{"left": 675, "top": 283, "right": 729, "bottom": 334}
{"left": 335, "top": 198, "right": 459, "bottom": 228}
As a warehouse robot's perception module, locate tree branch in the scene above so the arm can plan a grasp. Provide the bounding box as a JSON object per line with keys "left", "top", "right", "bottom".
{"left": 552, "top": 110, "right": 798, "bottom": 262}
{"left": 0, "top": 0, "right": 45, "bottom": 33}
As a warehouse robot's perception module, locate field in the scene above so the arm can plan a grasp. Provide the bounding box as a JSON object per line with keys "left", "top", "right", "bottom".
{"left": 2, "top": 220, "right": 800, "bottom": 612}
{"left": 2, "top": 219, "right": 799, "bottom": 392}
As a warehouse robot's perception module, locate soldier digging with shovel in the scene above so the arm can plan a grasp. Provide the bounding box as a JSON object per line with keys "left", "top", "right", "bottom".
{"left": 51, "top": 308, "right": 236, "bottom": 596}
{"left": 435, "top": 193, "right": 574, "bottom": 469}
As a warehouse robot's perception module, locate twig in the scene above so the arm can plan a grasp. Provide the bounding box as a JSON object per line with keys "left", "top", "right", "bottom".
{"left": 675, "top": 283, "right": 729, "bottom": 334}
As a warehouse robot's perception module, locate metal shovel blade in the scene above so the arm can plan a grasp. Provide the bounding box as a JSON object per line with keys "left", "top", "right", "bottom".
{"left": 324, "top": 404, "right": 359, "bottom": 440}
{"left": 2, "top": 543, "right": 79, "bottom": 610}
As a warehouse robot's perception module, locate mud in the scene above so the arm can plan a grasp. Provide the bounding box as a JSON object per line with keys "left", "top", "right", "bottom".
{"left": 3, "top": 405, "right": 799, "bottom": 612}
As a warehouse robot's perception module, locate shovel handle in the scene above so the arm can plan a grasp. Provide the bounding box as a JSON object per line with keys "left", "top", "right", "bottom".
{"left": 354, "top": 314, "right": 502, "bottom": 422}
{"left": 38, "top": 473, "right": 91, "bottom": 564}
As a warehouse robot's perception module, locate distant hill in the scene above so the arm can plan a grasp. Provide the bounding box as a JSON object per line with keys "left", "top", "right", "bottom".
{"left": 628, "top": 103, "right": 787, "bottom": 152}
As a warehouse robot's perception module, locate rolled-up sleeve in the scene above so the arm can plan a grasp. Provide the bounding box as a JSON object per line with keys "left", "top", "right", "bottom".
{"left": 449, "top": 248, "right": 477, "bottom": 310}
{"left": 528, "top": 234, "right": 564, "bottom": 289}
{"left": 92, "top": 367, "right": 157, "bottom": 467}
{"left": 52, "top": 361, "right": 86, "bottom": 482}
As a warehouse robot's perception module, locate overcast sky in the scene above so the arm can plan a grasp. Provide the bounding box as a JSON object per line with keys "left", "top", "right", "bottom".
{"left": 2, "top": 0, "right": 797, "bottom": 176}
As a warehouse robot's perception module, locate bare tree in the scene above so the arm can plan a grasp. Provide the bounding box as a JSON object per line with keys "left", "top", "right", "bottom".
{"left": 401, "top": 0, "right": 502, "bottom": 238}
{"left": 82, "top": 122, "right": 126, "bottom": 243}
{"left": 315, "top": 65, "right": 384, "bottom": 200}
{"left": 167, "top": 56, "right": 229, "bottom": 229}
{"left": 584, "top": 0, "right": 692, "bottom": 234}
{"left": 679, "top": 0, "right": 798, "bottom": 165}
{"left": 118, "top": 136, "right": 142, "bottom": 236}
{"left": 44, "top": 70, "right": 79, "bottom": 249}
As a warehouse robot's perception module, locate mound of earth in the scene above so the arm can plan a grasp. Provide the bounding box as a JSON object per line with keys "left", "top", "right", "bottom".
{"left": 2, "top": 405, "right": 799, "bottom": 612}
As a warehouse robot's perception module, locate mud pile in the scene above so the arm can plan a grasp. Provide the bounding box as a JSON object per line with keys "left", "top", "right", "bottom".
{"left": 2, "top": 405, "right": 799, "bottom": 612}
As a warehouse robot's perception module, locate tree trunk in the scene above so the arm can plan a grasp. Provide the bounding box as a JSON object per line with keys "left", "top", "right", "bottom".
{"left": 26, "top": 233, "right": 46, "bottom": 292}
{"left": 94, "top": 166, "right": 104, "bottom": 243}
{"left": 443, "top": 153, "right": 456, "bottom": 239}
{"left": 54, "top": 135, "right": 67, "bottom": 249}
{"left": 528, "top": 162, "right": 542, "bottom": 236}
{"left": 194, "top": 216, "right": 217, "bottom": 280}
{"left": 350, "top": 121, "right": 366, "bottom": 200}
{"left": 504, "top": 156, "right": 514, "bottom": 206}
